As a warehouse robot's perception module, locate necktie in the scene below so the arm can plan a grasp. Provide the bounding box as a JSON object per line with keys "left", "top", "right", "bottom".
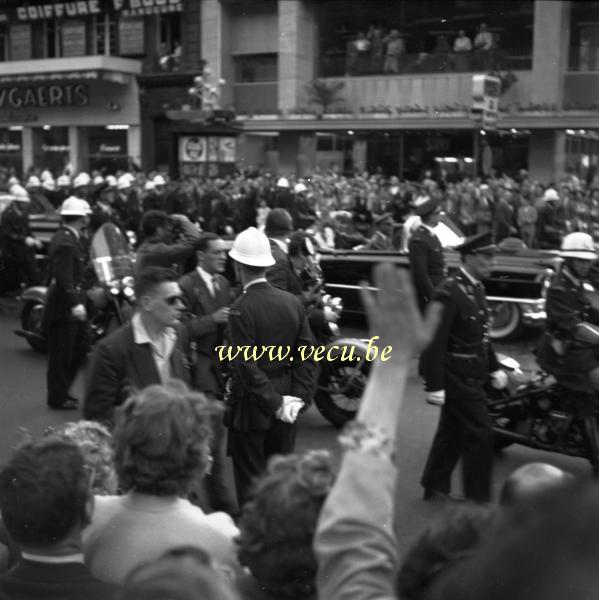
{"left": 212, "top": 276, "right": 220, "bottom": 296}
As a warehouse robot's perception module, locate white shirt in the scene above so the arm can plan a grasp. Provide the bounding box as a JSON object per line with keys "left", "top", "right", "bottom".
{"left": 474, "top": 30, "right": 493, "bottom": 50}
{"left": 244, "top": 277, "right": 268, "bottom": 292}
{"left": 132, "top": 312, "right": 177, "bottom": 383}
{"left": 197, "top": 265, "right": 217, "bottom": 296}
{"left": 21, "top": 552, "right": 84, "bottom": 564}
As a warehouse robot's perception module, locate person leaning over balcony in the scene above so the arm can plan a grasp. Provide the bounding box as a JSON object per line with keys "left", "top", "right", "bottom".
{"left": 383, "top": 29, "right": 405, "bottom": 74}
{"left": 453, "top": 29, "right": 472, "bottom": 71}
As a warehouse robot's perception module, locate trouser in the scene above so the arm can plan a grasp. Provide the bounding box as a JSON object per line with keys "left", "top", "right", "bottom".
{"left": 228, "top": 420, "right": 297, "bottom": 507}
{"left": 421, "top": 394, "right": 494, "bottom": 502}
{"left": 46, "top": 319, "right": 91, "bottom": 407}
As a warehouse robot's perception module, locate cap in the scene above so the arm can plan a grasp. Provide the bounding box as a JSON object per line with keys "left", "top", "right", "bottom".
{"left": 57, "top": 174, "right": 71, "bottom": 187}
{"left": 117, "top": 174, "right": 132, "bottom": 190}
{"left": 543, "top": 188, "right": 560, "bottom": 202}
{"left": 40, "top": 170, "right": 53, "bottom": 182}
{"left": 413, "top": 195, "right": 439, "bottom": 217}
{"left": 152, "top": 174, "right": 166, "bottom": 186}
{"left": 105, "top": 175, "right": 117, "bottom": 187}
{"left": 93, "top": 175, "right": 104, "bottom": 186}
{"left": 294, "top": 182, "right": 308, "bottom": 194}
{"left": 276, "top": 177, "right": 290, "bottom": 188}
{"left": 73, "top": 172, "right": 91, "bottom": 188}
{"left": 9, "top": 184, "right": 29, "bottom": 201}
{"left": 144, "top": 181, "right": 156, "bottom": 192}
{"left": 59, "top": 196, "right": 92, "bottom": 216}
{"left": 25, "top": 175, "right": 41, "bottom": 188}
{"left": 456, "top": 231, "right": 497, "bottom": 256}
{"left": 265, "top": 208, "right": 294, "bottom": 237}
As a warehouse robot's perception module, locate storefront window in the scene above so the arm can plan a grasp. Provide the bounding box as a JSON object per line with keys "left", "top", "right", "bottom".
{"left": 87, "top": 126, "right": 129, "bottom": 173}
{"left": 159, "top": 12, "right": 181, "bottom": 55}
{"left": 33, "top": 127, "right": 70, "bottom": 175}
{"left": 0, "top": 128, "right": 23, "bottom": 180}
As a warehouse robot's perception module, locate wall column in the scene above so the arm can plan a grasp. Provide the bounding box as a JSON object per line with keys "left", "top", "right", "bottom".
{"left": 528, "top": 130, "right": 567, "bottom": 182}
{"left": 127, "top": 125, "right": 142, "bottom": 170}
{"left": 21, "top": 127, "right": 34, "bottom": 175}
{"left": 278, "top": 0, "right": 317, "bottom": 113}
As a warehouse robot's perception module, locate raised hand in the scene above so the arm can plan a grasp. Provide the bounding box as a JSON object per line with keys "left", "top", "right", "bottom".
{"left": 360, "top": 263, "right": 442, "bottom": 362}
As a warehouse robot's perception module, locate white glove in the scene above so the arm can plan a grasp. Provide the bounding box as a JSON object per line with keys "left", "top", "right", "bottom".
{"left": 24, "top": 236, "right": 37, "bottom": 248}
{"left": 323, "top": 306, "right": 339, "bottom": 323}
{"left": 490, "top": 369, "right": 509, "bottom": 390}
{"left": 276, "top": 396, "right": 304, "bottom": 423}
{"left": 426, "top": 390, "right": 445, "bottom": 406}
{"left": 71, "top": 304, "right": 87, "bottom": 321}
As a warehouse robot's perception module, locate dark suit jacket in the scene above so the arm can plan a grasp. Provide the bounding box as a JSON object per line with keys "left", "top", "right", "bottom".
{"left": 0, "top": 559, "right": 117, "bottom": 600}
{"left": 266, "top": 239, "right": 298, "bottom": 292}
{"left": 227, "top": 282, "right": 316, "bottom": 431}
{"left": 84, "top": 320, "right": 193, "bottom": 425}
{"left": 43, "top": 226, "right": 88, "bottom": 324}
{"left": 179, "top": 269, "right": 231, "bottom": 395}
{"left": 408, "top": 225, "right": 446, "bottom": 311}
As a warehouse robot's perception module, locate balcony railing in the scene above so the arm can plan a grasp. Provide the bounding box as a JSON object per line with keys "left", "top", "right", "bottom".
{"left": 233, "top": 82, "right": 278, "bottom": 114}
{"left": 320, "top": 46, "right": 532, "bottom": 78}
{"left": 569, "top": 45, "right": 599, "bottom": 71}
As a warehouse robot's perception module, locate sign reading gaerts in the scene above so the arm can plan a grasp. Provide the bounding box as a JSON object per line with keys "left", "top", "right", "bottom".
{"left": 0, "top": 84, "right": 89, "bottom": 109}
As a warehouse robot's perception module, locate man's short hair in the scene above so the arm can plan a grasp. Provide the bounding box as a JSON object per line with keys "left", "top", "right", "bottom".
{"left": 113, "top": 380, "right": 216, "bottom": 496}
{"left": 134, "top": 267, "right": 177, "bottom": 298}
{"left": 140, "top": 210, "right": 169, "bottom": 238}
{"left": 0, "top": 439, "right": 89, "bottom": 545}
{"left": 196, "top": 233, "right": 220, "bottom": 254}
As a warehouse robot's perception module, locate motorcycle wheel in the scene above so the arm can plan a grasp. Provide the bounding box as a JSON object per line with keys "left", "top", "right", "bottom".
{"left": 21, "top": 301, "right": 47, "bottom": 353}
{"left": 314, "top": 344, "right": 370, "bottom": 428}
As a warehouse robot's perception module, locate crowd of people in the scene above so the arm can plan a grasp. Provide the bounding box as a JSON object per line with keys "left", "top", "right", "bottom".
{"left": 1, "top": 162, "right": 597, "bottom": 294}
{"left": 0, "top": 252, "right": 594, "bottom": 599}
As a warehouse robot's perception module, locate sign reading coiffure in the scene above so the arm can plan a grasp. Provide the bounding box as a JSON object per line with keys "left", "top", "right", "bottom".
{"left": 13, "top": 0, "right": 182, "bottom": 20}
{"left": 0, "top": 84, "right": 89, "bottom": 109}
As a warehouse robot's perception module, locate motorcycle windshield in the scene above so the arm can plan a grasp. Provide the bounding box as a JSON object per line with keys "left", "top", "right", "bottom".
{"left": 90, "top": 223, "right": 135, "bottom": 283}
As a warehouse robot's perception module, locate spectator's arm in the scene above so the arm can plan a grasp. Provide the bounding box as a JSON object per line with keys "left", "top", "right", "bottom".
{"left": 315, "top": 265, "right": 441, "bottom": 600}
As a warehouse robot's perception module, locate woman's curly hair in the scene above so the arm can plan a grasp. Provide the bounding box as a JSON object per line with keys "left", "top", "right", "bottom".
{"left": 43, "top": 420, "right": 117, "bottom": 495}
{"left": 236, "top": 450, "right": 335, "bottom": 599}
{"left": 113, "top": 380, "right": 216, "bottom": 496}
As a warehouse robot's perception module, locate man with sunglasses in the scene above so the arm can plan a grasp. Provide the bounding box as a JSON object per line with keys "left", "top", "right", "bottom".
{"left": 84, "top": 267, "right": 193, "bottom": 425}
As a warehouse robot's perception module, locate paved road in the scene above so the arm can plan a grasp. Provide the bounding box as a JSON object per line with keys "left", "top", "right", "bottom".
{"left": 0, "top": 308, "right": 593, "bottom": 556}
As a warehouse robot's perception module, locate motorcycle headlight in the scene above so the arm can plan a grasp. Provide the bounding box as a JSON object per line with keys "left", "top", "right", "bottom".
{"left": 123, "top": 286, "right": 135, "bottom": 298}
{"left": 122, "top": 276, "right": 135, "bottom": 288}
{"left": 108, "top": 278, "right": 120, "bottom": 295}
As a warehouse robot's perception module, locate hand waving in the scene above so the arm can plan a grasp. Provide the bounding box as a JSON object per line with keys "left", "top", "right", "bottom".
{"left": 360, "top": 263, "right": 442, "bottom": 362}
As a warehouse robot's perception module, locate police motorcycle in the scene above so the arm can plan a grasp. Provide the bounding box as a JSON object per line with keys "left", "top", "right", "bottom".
{"left": 297, "top": 235, "right": 371, "bottom": 427}
{"left": 488, "top": 233, "right": 599, "bottom": 472}
{"left": 14, "top": 222, "right": 135, "bottom": 353}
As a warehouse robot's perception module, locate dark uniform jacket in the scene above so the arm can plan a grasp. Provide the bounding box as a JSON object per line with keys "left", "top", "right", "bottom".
{"left": 408, "top": 225, "right": 446, "bottom": 311}
{"left": 266, "top": 239, "right": 297, "bottom": 292}
{"left": 226, "top": 281, "right": 316, "bottom": 431}
{"left": 422, "top": 269, "right": 500, "bottom": 398}
{"left": 43, "top": 226, "right": 88, "bottom": 325}
{"left": 179, "top": 269, "right": 231, "bottom": 395}
{"left": 84, "top": 320, "right": 194, "bottom": 425}
{"left": 537, "top": 266, "right": 599, "bottom": 393}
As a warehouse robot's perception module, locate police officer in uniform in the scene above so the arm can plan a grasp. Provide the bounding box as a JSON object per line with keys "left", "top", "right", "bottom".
{"left": 225, "top": 227, "right": 316, "bottom": 504}
{"left": 420, "top": 231, "right": 507, "bottom": 503}
{"left": 44, "top": 197, "right": 92, "bottom": 410}
{"left": 537, "top": 232, "right": 599, "bottom": 475}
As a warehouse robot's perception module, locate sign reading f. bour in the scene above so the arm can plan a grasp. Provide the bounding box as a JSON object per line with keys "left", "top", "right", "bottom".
{"left": 0, "top": 84, "right": 89, "bottom": 109}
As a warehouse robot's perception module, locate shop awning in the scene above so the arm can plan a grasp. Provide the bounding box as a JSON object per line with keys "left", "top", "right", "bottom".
{"left": 0, "top": 55, "right": 141, "bottom": 85}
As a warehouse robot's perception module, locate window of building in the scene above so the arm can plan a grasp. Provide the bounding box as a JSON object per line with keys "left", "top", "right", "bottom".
{"left": 234, "top": 54, "right": 278, "bottom": 82}
{"left": 10, "top": 23, "right": 32, "bottom": 61}
{"left": 0, "top": 25, "right": 8, "bottom": 62}
{"left": 159, "top": 12, "right": 181, "bottom": 54}
{"left": 92, "top": 14, "right": 118, "bottom": 56}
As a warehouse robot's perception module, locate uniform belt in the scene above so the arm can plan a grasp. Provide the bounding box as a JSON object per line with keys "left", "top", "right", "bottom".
{"left": 448, "top": 352, "right": 478, "bottom": 358}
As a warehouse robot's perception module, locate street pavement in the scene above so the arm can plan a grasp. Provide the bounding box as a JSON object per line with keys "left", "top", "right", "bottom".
{"left": 0, "top": 306, "right": 593, "bottom": 557}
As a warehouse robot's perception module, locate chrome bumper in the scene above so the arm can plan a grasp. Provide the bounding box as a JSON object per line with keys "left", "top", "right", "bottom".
{"left": 487, "top": 296, "right": 546, "bottom": 328}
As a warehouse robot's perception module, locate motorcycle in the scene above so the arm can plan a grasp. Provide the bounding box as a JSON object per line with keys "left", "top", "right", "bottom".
{"left": 488, "top": 353, "right": 599, "bottom": 469}
{"left": 298, "top": 247, "right": 371, "bottom": 428}
{"left": 14, "top": 222, "right": 136, "bottom": 352}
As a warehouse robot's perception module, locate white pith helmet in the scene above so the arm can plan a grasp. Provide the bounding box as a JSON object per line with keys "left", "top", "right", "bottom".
{"left": 59, "top": 196, "right": 92, "bottom": 216}
{"left": 229, "top": 227, "right": 275, "bottom": 267}
{"left": 561, "top": 232, "right": 598, "bottom": 260}
{"left": 73, "top": 172, "right": 91, "bottom": 188}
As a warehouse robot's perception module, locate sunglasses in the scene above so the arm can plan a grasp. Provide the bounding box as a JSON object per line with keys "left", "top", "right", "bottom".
{"left": 162, "top": 295, "right": 184, "bottom": 306}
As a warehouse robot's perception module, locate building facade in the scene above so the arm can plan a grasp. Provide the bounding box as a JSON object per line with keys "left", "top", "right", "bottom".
{"left": 1, "top": 0, "right": 597, "bottom": 183}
